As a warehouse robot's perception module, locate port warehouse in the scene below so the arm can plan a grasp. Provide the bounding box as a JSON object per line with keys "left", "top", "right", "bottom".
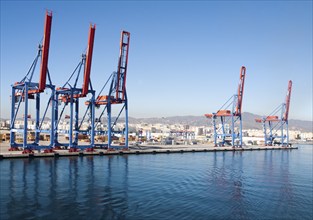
{"left": 4, "top": 11, "right": 297, "bottom": 154}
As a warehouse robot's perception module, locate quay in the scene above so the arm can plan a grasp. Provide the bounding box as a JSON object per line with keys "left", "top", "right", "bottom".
{"left": 0, "top": 143, "right": 298, "bottom": 159}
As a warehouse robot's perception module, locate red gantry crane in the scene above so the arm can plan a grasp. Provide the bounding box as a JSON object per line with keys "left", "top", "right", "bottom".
{"left": 54, "top": 24, "right": 96, "bottom": 152}
{"left": 255, "top": 80, "right": 292, "bottom": 146}
{"left": 90, "top": 30, "right": 130, "bottom": 150}
{"left": 205, "top": 66, "right": 246, "bottom": 147}
{"left": 10, "top": 11, "right": 55, "bottom": 153}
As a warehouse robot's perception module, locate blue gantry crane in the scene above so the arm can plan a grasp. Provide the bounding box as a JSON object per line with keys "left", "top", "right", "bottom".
{"left": 91, "top": 31, "right": 130, "bottom": 150}
{"left": 10, "top": 11, "right": 55, "bottom": 153}
{"left": 255, "top": 80, "right": 292, "bottom": 146}
{"left": 8, "top": 12, "right": 134, "bottom": 152}
{"left": 205, "top": 66, "right": 246, "bottom": 147}
{"left": 53, "top": 24, "right": 96, "bottom": 152}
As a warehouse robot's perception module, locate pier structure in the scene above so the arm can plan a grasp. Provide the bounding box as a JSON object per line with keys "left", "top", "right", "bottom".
{"left": 9, "top": 11, "right": 55, "bottom": 153}
{"left": 53, "top": 24, "right": 96, "bottom": 152}
{"left": 205, "top": 66, "right": 246, "bottom": 147}
{"left": 255, "top": 80, "right": 293, "bottom": 146}
{"left": 0, "top": 141, "right": 298, "bottom": 159}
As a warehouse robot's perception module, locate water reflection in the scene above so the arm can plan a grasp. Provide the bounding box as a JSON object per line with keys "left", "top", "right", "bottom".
{"left": 208, "top": 150, "right": 294, "bottom": 219}
{"left": 257, "top": 149, "right": 294, "bottom": 218}
{"left": 3, "top": 156, "right": 130, "bottom": 219}
{"left": 279, "top": 151, "right": 294, "bottom": 215}
{"left": 100, "top": 155, "right": 129, "bottom": 219}
{"left": 230, "top": 151, "right": 248, "bottom": 219}
{"left": 207, "top": 151, "right": 247, "bottom": 218}
{"left": 1, "top": 147, "right": 312, "bottom": 220}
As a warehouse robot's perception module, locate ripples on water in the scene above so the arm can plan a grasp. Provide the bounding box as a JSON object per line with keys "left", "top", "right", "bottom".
{"left": 0, "top": 145, "right": 312, "bottom": 220}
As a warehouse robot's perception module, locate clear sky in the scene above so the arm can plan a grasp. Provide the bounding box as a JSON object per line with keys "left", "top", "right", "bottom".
{"left": 1, "top": 1, "right": 312, "bottom": 120}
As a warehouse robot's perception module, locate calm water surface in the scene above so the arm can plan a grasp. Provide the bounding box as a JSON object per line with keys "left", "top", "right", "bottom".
{"left": 1, "top": 145, "right": 312, "bottom": 220}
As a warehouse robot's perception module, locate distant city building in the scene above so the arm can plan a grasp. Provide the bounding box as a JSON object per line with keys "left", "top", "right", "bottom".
{"left": 2, "top": 118, "right": 312, "bottom": 144}
{"left": 196, "top": 127, "right": 204, "bottom": 135}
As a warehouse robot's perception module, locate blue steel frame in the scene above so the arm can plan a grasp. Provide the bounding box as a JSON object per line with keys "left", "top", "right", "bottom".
{"left": 257, "top": 80, "right": 292, "bottom": 147}
{"left": 210, "top": 95, "right": 243, "bottom": 147}
{"left": 206, "top": 66, "right": 246, "bottom": 148}
{"left": 94, "top": 31, "right": 130, "bottom": 150}
{"left": 107, "top": 77, "right": 129, "bottom": 150}
{"left": 10, "top": 48, "right": 55, "bottom": 151}
{"left": 93, "top": 73, "right": 129, "bottom": 150}
{"left": 92, "top": 74, "right": 112, "bottom": 147}
{"left": 54, "top": 89, "right": 95, "bottom": 149}
{"left": 53, "top": 56, "right": 95, "bottom": 150}
{"left": 260, "top": 104, "right": 290, "bottom": 146}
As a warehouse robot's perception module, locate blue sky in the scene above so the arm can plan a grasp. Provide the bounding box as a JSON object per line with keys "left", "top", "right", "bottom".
{"left": 1, "top": 1, "right": 312, "bottom": 120}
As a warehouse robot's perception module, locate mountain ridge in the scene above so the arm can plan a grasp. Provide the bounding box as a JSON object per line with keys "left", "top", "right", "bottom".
{"left": 1, "top": 112, "right": 312, "bottom": 132}
{"left": 127, "top": 112, "right": 312, "bottom": 132}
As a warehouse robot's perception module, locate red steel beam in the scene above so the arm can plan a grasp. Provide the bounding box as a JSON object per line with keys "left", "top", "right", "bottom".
{"left": 116, "top": 31, "right": 130, "bottom": 100}
{"left": 121, "top": 31, "right": 130, "bottom": 101}
{"left": 235, "top": 66, "right": 246, "bottom": 116}
{"left": 283, "top": 80, "right": 292, "bottom": 121}
{"left": 81, "top": 24, "right": 96, "bottom": 97}
{"left": 38, "top": 11, "right": 52, "bottom": 92}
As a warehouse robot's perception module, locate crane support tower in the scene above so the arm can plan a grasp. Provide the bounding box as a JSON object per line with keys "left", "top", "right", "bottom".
{"left": 89, "top": 30, "right": 130, "bottom": 150}
{"left": 9, "top": 11, "right": 55, "bottom": 153}
{"left": 53, "top": 24, "right": 96, "bottom": 152}
{"left": 255, "top": 80, "right": 292, "bottom": 147}
{"left": 205, "top": 66, "right": 246, "bottom": 147}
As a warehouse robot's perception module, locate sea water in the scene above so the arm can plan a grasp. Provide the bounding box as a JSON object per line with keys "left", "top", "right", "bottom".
{"left": 0, "top": 145, "right": 312, "bottom": 219}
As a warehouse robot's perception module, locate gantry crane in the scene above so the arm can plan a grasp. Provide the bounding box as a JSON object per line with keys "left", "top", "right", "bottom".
{"left": 255, "top": 80, "right": 292, "bottom": 146}
{"left": 53, "top": 24, "right": 96, "bottom": 152}
{"left": 90, "top": 30, "right": 130, "bottom": 150}
{"left": 10, "top": 11, "right": 55, "bottom": 153}
{"left": 205, "top": 66, "right": 246, "bottom": 147}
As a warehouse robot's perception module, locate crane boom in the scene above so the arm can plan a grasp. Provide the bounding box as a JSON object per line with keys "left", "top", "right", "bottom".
{"left": 283, "top": 80, "right": 292, "bottom": 121}
{"left": 115, "top": 31, "right": 130, "bottom": 101}
{"left": 81, "top": 24, "right": 96, "bottom": 97}
{"left": 235, "top": 66, "right": 246, "bottom": 116}
{"left": 38, "top": 11, "right": 52, "bottom": 92}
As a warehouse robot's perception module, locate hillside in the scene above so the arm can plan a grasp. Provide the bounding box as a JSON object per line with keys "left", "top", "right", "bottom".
{"left": 128, "top": 112, "right": 312, "bottom": 132}
{"left": 1, "top": 112, "right": 312, "bottom": 132}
